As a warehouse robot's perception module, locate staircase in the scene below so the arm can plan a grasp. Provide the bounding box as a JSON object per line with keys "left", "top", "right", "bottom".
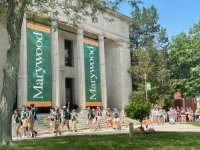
{"left": 34, "top": 113, "right": 139, "bottom": 134}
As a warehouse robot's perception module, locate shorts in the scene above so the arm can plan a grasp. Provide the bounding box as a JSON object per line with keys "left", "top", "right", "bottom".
{"left": 21, "top": 119, "right": 27, "bottom": 127}
{"left": 106, "top": 117, "right": 112, "bottom": 121}
{"left": 14, "top": 123, "right": 20, "bottom": 131}
{"left": 28, "top": 118, "right": 35, "bottom": 128}
{"left": 114, "top": 118, "right": 120, "bottom": 122}
{"left": 97, "top": 116, "right": 101, "bottom": 121}
{"left": 92, "top": 118, "right": 96, "bottom": 123}
{"left": 55, "top": 120, "right": 60, "bottom": 125}
{"left": 50, "top": 120, "right": 54, "bottom": 126}
{"left": 62, "top": 119, "right": 69, "bottom": 126}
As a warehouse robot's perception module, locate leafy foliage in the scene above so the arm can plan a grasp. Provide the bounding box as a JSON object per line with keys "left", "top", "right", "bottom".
{"left": 196, "top": 107, "right": 200, "bottom": 113}
{"left": 125, "top": 100, "right": 151, "bottom": 127}
{"left": 169, "top": 21, "right": 200, "bottom": 99}
{"left": 129, "top": 5, "right": 173, "bottom": 107}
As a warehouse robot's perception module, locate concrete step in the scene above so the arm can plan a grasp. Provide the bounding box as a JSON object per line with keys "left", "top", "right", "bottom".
{"left": 34, "top": 113, "right": 140, "bottom": 133}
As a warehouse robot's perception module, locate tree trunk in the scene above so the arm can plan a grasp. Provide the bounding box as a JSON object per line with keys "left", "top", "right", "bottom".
{"left": 0, "top": 0, "right": 26, "bottom": 146}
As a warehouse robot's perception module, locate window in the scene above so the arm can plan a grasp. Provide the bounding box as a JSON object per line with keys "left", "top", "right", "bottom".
{"left": 64, "top": 40, "right": 73, "bottom": 67}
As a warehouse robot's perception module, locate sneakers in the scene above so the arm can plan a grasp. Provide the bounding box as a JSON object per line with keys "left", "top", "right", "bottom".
{"left": 19, "top": 134, "right": 22, "bottom": 140}
{"left": 34, "top": 131, "right": 38, "bottom": 137}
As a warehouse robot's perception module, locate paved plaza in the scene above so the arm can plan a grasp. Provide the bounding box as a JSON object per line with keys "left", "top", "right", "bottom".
{"left": 12, "top": 123, "right": 200, "bottom": 141}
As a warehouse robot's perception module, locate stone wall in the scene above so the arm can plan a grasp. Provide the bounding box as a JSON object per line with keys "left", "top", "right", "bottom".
{"left": 105, "top": 41, "right": 132, "bottom": 111}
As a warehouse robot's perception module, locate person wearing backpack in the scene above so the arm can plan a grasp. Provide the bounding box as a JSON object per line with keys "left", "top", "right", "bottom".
{"left": 61, "top": 102, "right": 71, "bottom": 134}
{"left": 92, "top": 108, "right": 97, "bottom": 131}
{"left": 30, "top": 104, "right": 38, "bottom": 137}
{"left": 87, "top": 107, "right": 93, "bottom": 131}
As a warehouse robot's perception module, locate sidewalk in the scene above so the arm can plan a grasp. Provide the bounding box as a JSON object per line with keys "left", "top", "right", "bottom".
{"left": 14, "top": 123, "right": 200, "bottom": 141}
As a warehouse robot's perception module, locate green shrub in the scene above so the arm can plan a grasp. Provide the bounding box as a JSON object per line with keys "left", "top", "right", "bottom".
{"left": 125, "top": 100, "right": 151, "bottom": 127}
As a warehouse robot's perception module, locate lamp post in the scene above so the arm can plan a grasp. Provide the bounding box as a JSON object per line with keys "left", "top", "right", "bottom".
{"left": 144, "top": 73, "right": 147, "bottom": 101}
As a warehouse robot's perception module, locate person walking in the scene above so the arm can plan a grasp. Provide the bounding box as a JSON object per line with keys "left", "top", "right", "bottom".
{"left": 49, "top": 108, "right": 55, "bottom": 134}
{"left": 54, "top": 108, "right": 61, "bottom": 136}
{"left": 87, "top": 107, "right": 93, "bottom": 131}
{"left": 113, "top": 108, "right": 120, "bottom": 131}
{"left": 30, "top": 104, "right": 37, "bottom": 137}
{"left": 71, "top": 109, "right": 78, "bottom": 132}
{"left": 20, "top": 105, "right": 27, "bottom": 139}
{"left": 96, "top": 107, "right": 102, "bottom": 129}
{"left": 26, "top": 106, "right": 35, "bottom": 138}
{"left": 61, "top": 102, "right": 71, "bottom": 134}
{"left": 92, "top": 108, "right": 97, "bottom": 130}
{"left": 13, "top": 109, "right": 22, "bottom": 140}
{"left": 105, "top": 108, "right": 112, "bottom": 129}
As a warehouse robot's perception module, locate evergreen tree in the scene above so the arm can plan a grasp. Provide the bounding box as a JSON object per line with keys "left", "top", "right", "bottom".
{"left": 129, "top": 5, "right": 173, "bottom": 108}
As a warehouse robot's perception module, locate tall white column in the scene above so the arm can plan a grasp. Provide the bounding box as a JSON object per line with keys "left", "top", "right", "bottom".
{"left": 51, "top": 20, "right": 60, "bottom": 107}
{"left": 115, "top": 40, "right": 123, "bottom": 110}
{"left": 18, "top": 14, "right": 27, "bottom": 108}
{"left": 98, "top": 34, "right": 107, "bottom": 110}
{"left": 77, "top": 27, "right": 86, "bottom": 111}
{"left": 59, "top": 69, "right": 65, "bottom": 107}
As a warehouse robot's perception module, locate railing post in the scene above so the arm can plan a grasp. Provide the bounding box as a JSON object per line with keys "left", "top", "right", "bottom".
{"left": 129, "top": 123, "right": 134, "bottom": 142}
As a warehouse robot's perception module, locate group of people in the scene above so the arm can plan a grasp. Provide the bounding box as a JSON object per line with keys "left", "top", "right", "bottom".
{"left": 13, "top": 104, "right": 37, "bottom": 140}
{"left": 47, "top": 102, "right": 78, "bottom": 136}
{"left": 86, "top": 107, "right": 130, "bottom": 131}
{"left": 145, "top": 104, "right": 199, "bottom": 127}
{"left": 13, "top": 104, "right": 131, "bottom": 139}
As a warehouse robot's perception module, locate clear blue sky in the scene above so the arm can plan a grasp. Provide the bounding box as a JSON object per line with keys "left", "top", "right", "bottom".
{"left": 119, "top": 0, "right": 200, "bottom": 40}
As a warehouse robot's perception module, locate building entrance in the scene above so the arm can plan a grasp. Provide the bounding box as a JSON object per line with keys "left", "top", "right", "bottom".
{"left": 65, "top": 78, "right": 74, "bottom": 106}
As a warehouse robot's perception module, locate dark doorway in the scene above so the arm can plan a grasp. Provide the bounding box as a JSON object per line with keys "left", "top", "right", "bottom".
{"left": 65, "top": 78, "right": 73, "bottom": 105}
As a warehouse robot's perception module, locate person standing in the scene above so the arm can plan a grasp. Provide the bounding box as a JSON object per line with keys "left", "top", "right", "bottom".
{"left": 13, "top": 109, "right": 22, "bottom": 140}
{"left": 188, "top": 107, "right": 193, "bottom": 122}
{"left": 153, "top": 107, "right": 158, "bottom": 125}
{"left": 176, "top": 106, "right": 181, "bottom": 123}
{"left": 124, "top": 111, "right": 130, "bottom": 128}
{"left": 71, "top": 109, "right": 78, "bottom": 132}
{"left": 61, "top": 102, "right": 71, "bottom": 134}
{"left": 158, "top": 107, "right": 164, "bottom": 125}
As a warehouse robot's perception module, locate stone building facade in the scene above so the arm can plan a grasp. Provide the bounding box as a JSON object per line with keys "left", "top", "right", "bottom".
{"left": 0, "top": 10, "right": 132, "bottom": 112}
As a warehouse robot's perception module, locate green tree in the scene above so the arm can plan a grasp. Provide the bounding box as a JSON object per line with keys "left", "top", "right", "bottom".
{"left": 128, "top": 5, "right": 173, "bottom": 107}
{"left": 124, "top": 99, "right": 151, "bottom": 127}
{"left": 169, "top": 21, "right": 200, "bottom": 100}
{"left": 0, "top": 0, "right": 141, "bottom": 146}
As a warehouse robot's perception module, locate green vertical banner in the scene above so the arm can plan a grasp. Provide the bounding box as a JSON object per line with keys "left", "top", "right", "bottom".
{"left": 84, "top": 38, "right": 102, "bottom": 106}
{"left": 27, "top": 23, "right": 52, "bottom": 107}
{"left": 147, "top": 82, "right": 151, "bottom": 91}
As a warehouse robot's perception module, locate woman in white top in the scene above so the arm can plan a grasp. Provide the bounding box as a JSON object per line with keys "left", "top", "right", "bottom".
{"left": 153, "top": 107, "right": 158, "bottom": 125}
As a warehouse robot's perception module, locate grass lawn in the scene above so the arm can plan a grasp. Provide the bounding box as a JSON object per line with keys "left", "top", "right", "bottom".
{"left": 1, "top": 132, "right": 200, "bottom": 150}
{"left": 186, "top": 122, "right": 200, "bottom": 127}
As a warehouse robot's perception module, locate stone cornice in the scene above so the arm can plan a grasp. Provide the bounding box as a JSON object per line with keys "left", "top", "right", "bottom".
{"left": 106, "top": 9, "right": 132, "bottom": 24}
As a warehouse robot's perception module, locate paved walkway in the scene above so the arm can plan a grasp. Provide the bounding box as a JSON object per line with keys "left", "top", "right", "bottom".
{"left": 13, "top": 123, "right": 200, "bottom": 140}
